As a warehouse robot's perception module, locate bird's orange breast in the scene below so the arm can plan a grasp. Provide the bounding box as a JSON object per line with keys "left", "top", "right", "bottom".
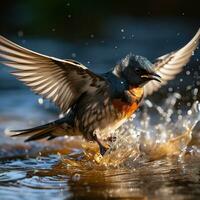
{"left": 112, "top": 87, "right": 144, "bottom": 118}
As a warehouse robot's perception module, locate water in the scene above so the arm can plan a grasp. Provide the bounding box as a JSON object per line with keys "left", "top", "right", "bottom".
{"left": 0, "top": 18, "right": 200, "bottom": 200}
{"left": 1, "top": 157, "right": 200, "bottom": 200}
{"left": 0, "top": 92, "right": 200, "bottom": 200}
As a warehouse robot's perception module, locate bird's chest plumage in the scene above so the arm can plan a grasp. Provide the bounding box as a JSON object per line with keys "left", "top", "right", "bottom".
{"left": 95, "top": 87, "right": 143, "bottom": 140}
{"left": 74, "top": 87, "right": 143, "bottom": 141}
{"left": 112, "top": 87, "right": 144, "bottom": 118}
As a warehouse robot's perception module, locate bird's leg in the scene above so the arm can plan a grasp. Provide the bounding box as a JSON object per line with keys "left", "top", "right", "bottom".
{"left": 93, "top": 134, "right": 108, "bottom": 156}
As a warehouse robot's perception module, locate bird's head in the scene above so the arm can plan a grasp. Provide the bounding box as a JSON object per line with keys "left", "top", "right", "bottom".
{"left": 113, "top": 53, "right": 161, "bottom": 87}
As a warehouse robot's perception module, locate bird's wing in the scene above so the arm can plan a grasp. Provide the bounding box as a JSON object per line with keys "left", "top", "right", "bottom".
{"left": 144, "top": 28, "right": 200, "bottom": 97}
{"left": 0, "top": 36, "right": 106, "bottom": 113}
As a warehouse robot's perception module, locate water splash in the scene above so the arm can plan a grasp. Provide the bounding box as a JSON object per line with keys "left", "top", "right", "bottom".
{"left": 71, "top": 94, "right": 200, "bottom": 167}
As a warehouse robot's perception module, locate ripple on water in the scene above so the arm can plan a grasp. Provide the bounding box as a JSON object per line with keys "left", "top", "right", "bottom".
{"left": 0, "top": 186, "right": 70, "bottom": 200}
{"left": 0, "top": 156, "right": 59, "bottom": 170}
{"left": 0, "top": 171, "right": 26, "bottom": 182}
{"left": 19, "top": 176, "right": 68, "bottom": 189}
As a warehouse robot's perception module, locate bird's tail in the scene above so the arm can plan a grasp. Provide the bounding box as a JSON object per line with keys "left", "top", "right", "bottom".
{"left": 9, "top": 118, "right": 74, "bottom": 142}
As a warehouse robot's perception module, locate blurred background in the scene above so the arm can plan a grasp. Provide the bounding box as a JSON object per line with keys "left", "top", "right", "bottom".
{"left": 0, "top": 0, "right": 199, "bottom": 130}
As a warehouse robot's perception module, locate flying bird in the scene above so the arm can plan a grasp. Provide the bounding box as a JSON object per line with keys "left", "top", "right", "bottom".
{"left": 0, "top": 29, "right": 199, "bottom": 155}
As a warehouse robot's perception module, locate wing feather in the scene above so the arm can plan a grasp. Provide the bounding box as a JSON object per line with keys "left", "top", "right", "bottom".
{"left": 144, "top": 29, "right": 200, "bottom": 97}
{"left": 0, "top": 36, "right": 105, "bottom": 112}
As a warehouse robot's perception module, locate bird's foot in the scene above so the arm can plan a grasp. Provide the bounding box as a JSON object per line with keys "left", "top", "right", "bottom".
{"left": 93, "top": 134, "right": 108, "bottom": 156}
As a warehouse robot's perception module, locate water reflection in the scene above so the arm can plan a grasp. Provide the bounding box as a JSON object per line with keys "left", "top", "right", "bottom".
{"left": 1, "top": 156, "right": 200, "bottom": 200}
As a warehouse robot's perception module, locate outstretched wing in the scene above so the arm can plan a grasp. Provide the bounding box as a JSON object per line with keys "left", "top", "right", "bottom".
{"left": 0, "top": 36, "right": 105, "bottom": 112}
{"left": 144, "top": 28, "right": 200, "bottom": 97}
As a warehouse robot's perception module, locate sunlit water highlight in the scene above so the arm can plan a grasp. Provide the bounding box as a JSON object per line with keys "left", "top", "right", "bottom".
{"left": 60, "top": 94, "right": 200, "bottom": 168}
{"left": 0, "top": 92, "right": 199, "bottom": 200}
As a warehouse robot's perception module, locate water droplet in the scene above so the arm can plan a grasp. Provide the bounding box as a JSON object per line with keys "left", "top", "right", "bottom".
{"left": 72, "top": 53, "right": 76, "bottom": 58}
{"left": 186, "top": 85, "right": 192, "bottom": 90}
{"left": 90, "top": 34, "right": 94, "bottom": 39}
{"left": 67, "top": 14, "right": 72, "bottom": 18}
{"left": 193, "top": 88, "right": 198, "bottom": 96}
{"left": 177, "top": 109, "right": 182, "bottom": 115}
{"left": 38, "top": 98, "right": 44, "bottom": 105}
{"left": 174, "top": 93, "right": 181, "bottom": 99}
{"left": 72, "top": 173, "right": 80, "bottom": 182}
{"left": 121, "top": 29, "right": 124, "bottom": 33}
{"left": 186, "top": 70, "right": 190, "bottom": 75}
{"left": 168, "top": 87, "right": 173, "bottom": 92}
{"left": 18, "top": 30, "right": 24, "bottom": 37}
{"left": 178, "top": 115, "right": 183, "bottom": 120}
{"left": 145, "top": 100, "right": 153, "bottom": 108}
{"left": 187, "top": 110, "right": 192, "bottom": 115}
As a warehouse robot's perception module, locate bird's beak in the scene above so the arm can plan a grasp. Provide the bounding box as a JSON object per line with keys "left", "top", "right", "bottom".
{"left": 141, "top": 72, "right": 161, "bottom": 82}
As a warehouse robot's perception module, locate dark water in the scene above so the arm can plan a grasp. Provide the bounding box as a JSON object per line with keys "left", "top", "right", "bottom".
{"left": 0, "top": 18, "right": 200, "bottom": 200}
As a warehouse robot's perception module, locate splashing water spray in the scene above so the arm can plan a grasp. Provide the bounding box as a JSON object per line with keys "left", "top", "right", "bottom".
{"left": 100, "top": 95, "right": 200, "bottom": 166}
{"left": 61, "top": 93, "right": 200, "bottom": 168}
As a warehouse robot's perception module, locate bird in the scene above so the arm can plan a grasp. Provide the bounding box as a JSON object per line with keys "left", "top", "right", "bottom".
{"left": 0, "top": 29, "right": 199, "bottom": 155}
